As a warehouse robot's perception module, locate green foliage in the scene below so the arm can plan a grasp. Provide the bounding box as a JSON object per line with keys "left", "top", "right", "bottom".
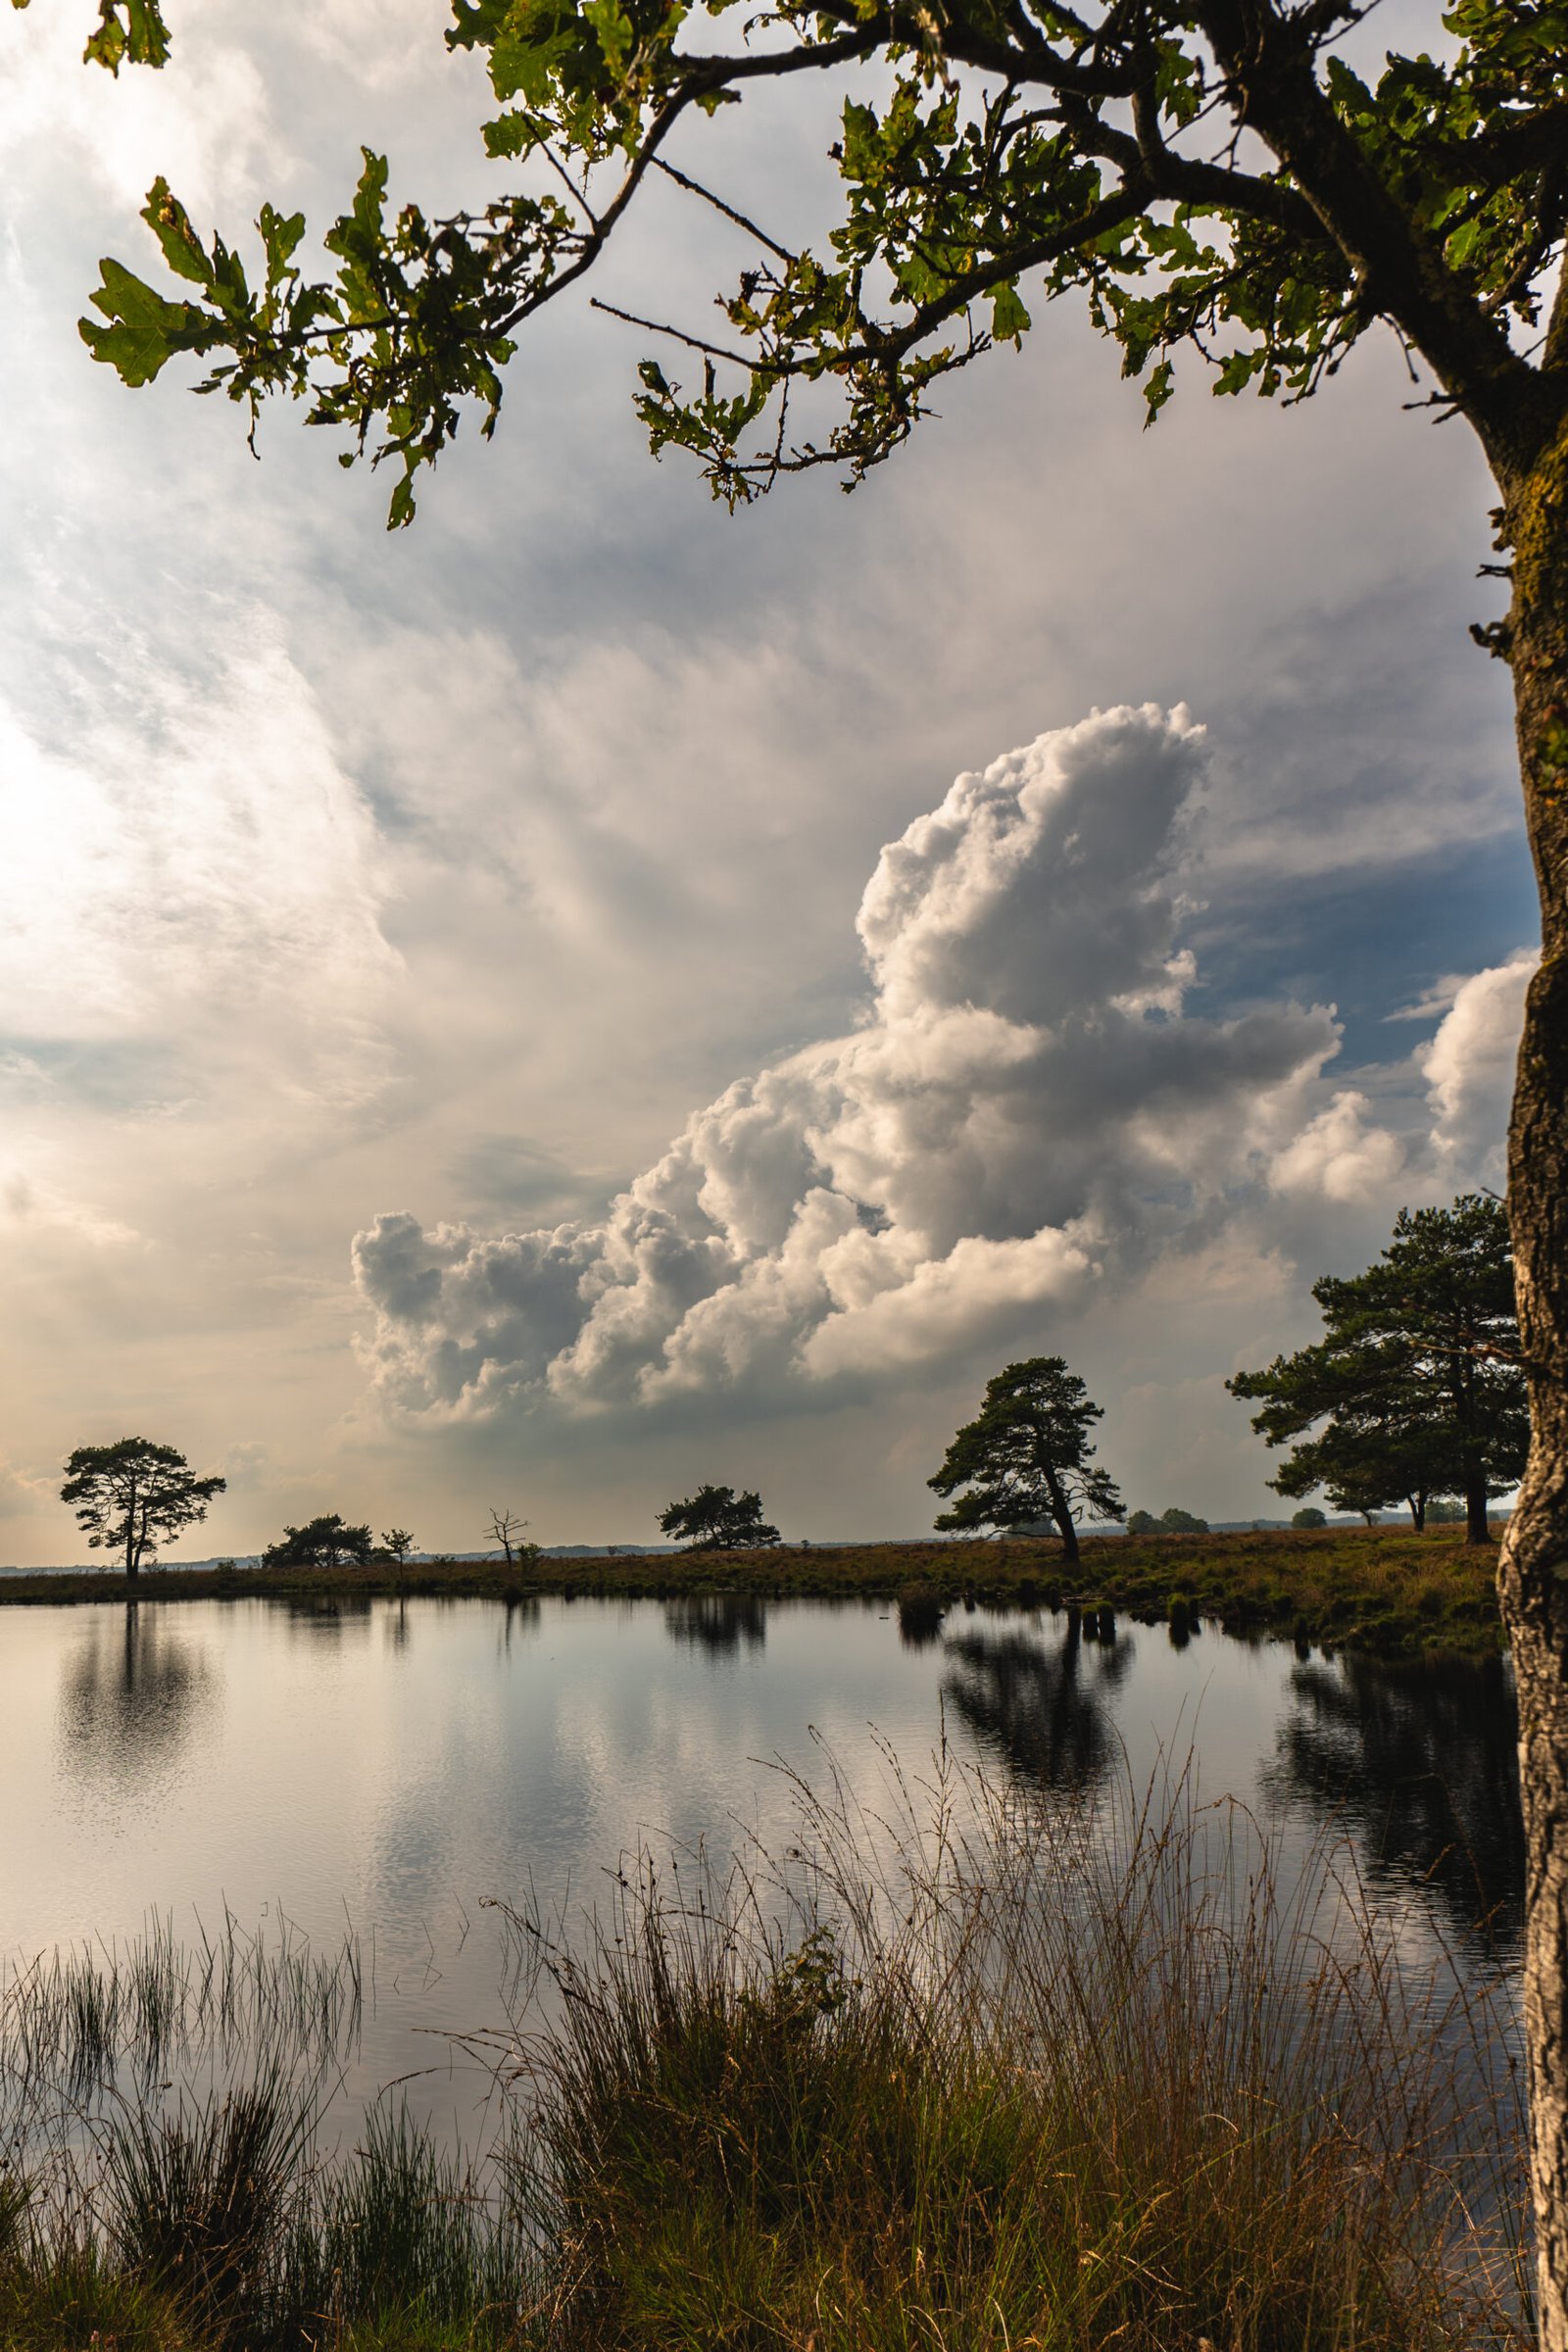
{"left": 380, "top": 1527, "right": 416, "bottom": 1565}
{"left": 1158, "top": 1504, "right": 1208, "bottom": 1534}
{"left": 1228, "top": 1197, "right": 1527, "bottom": 1535}
{"left": 263, "top": 1512, "right": 375, "bottom": 1569}
{"left": 74, "top": 0, "right": 1568, "bottom": 521}
{"left": 9, "top": 0, "right": 173, "bottom": 75}
{"left": 657, "top": 1482, "right": 779, "bottom": 1548}
{"left": 59, "top": 1437, "right": 225, "bottom": 1576}
{"left": 81, "top": 0, "right": 171, "bottom": 73}
{"left": 1293, "top": 1505, "right": 1329, "bottom": 1529}
{"left": 930, "top": 1355, "right": 1122, "bottom": 1543}
{"left": 1127, "top": 1508, "right": 1159, "bottom": 1535}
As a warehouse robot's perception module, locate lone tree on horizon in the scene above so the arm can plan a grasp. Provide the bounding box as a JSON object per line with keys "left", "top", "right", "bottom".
{"left": 1229, "top": 1196, "right": 1528, "bottom": 1541}
{"left": 929, "top": 1357, "right": 1123, "bottom": 1563}
{"left": 60, "top": 1437, "right": 225, "bottom": 1580}
{"left": 658, "top": 1485, "right": 780, "bottom": 1550}
{"left": 488, "top": 1506, "right": 533, "bottom": 1564}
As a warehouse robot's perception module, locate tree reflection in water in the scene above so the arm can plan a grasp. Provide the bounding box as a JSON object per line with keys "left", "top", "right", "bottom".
{"left": 59, "top": 1603, "right": 216, "bottom": 1778}
{"left": 499, "top": 1592, "right": 541, "bottom": 1651}
{"left": 663, "top": 1594, "right": 767, "bottom": 1655}
{"left": 279, "top": 1594, "right": 373, "bottom": 1640}
{"left": 1264, "top": 1651, "right": 1524, "bottom": 1953}
{"left": 942, "top": 1614, "right": 1131, "bottom": 1792}
{"left": 897, "top": 1592, "right": 947, "bottom": 1649}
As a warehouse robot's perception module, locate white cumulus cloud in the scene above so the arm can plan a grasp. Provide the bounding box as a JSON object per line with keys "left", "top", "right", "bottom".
{"left": 1269, "top": 1089, "right": 1406, "bottom": 1204}
{"left": 1260, "top": 955, "right": 1537, "bottom": 1210}
{"left": 353, "top": 704, "right": 1345, "bottom": 1418}
{"left": 1421, "top": 949, "right": 1537, "bottom": 1184}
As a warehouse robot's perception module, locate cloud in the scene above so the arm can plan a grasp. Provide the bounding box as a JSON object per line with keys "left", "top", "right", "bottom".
{"left": 1259, "top": 948, "right": 1536, "bottom": 1210}
{"left": 1268, "top": 1089, "right": 1406, "bottom": 1204}
{"left": 354, "top": 705, "right": 1346, "bottom": 1418}
{"left": 1420, "top": 949, "right": 1537, "bottom": 1184}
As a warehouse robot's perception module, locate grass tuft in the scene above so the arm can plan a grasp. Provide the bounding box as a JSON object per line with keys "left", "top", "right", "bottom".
{"left": 499, "top": 1745, "right": 1529, "bottom": 2350}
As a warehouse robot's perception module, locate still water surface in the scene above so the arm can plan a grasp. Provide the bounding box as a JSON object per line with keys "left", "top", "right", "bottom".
{"left": 0, "top": 1591, "right": 1523, "bottom": 2132}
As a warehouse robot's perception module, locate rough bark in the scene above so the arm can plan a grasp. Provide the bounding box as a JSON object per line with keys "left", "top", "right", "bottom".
{"left": 1499, "top": 409, "right": 1568, "bottom": 2350}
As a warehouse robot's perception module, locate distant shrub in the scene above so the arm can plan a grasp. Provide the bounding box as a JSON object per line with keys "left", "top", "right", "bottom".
{"left": 262, "top": 1515, "right": 373, "bottom": 1569}
{"left": 1127, "top": 1509, "right": 1158, "bottom": 1535}
{"left": 1292, "top": 1506, "right": 1328, "bottom": 1530}
{"left": 1159, "top": 1506, "right": 1209, "bottom": 1534}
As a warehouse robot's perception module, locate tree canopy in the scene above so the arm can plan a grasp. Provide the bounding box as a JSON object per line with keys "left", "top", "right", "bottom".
{"left": 929, "top": 1356, "right": 1122, "bottom": 1563}
{"left": 60, "top": 1436, "right": 225, "bottom": 1578}
{"left": 658, "top": 1484, "right": 780, "bottom": 1548}
{"left": 1228, "top": 1196, "right": 1528, "bottom": 1541}
{"left": 262, "top": 1513, "right": 375, "bottom": 1569}
{"left": 75, "top": 0, "right": 1568, "bottom": 527}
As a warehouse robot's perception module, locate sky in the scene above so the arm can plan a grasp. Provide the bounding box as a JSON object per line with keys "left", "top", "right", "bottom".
{"left": 0, "top": 0, "right": 1542, "bottom": 1560}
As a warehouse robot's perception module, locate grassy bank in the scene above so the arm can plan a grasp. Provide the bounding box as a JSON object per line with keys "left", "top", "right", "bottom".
{"left": 0, "top": 1526, "right": 1506, "bottom": 1653}
{"left": 0, "top": 1760, "right": 1531, "bottom": 2350}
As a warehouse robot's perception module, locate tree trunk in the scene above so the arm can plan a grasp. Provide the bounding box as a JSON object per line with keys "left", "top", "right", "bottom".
{"left": 1407, "top": 1494, "right": 1425, "bottom": 1533}
{"left": 1463, "top": 1468, "right": 1490, "bottom": 1546}
{"left": 1498, "top": 411, "right": 1568, "bottom": 2352}
{"left": 1045, "top": 1469, "right": 1079, "bottom": 1564}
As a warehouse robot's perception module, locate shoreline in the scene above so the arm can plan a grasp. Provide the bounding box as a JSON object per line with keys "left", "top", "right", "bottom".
{"left": 0, "top": 1526, "right": 1503, "bottom": 1654}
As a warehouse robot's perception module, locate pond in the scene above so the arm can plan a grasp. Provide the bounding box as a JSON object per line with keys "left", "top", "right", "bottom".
{"left": 0, "top": 1591, "right": 1523, "bottom": 2142}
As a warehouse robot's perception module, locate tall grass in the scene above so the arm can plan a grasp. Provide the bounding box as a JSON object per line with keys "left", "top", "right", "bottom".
{"left": 0, "top": 1746, "right": 1533, "bottom": 2350}
{"left": 499, "top": 1740, "right": 1529, "bottom": 2351}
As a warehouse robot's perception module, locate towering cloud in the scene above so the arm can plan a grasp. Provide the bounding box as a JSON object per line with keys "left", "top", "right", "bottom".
{"left": 351, "top": 705, "right": 1516, "bottom": 1422}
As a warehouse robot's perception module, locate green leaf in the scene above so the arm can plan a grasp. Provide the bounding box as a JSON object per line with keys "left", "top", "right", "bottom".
{"left": 140, "top": 178, "right": 215, "bottom": 288}
{"left": 78, "top": 256, "right": 210, "bottom": 384}
{"left": 83, "top": 0, "right": 171, "bottom": 73}
{"left": 1142, "top": 357, "right": 1175, "bottom": 421}
{"left": 989, "top": 279, "right": 1030, "bottom": 343}
{"left": 387, "top": 469, "right": 418, "bottom": 529}
{"left": 582, "top": 0, "right": 635, "bottom": 73}
{"left": 258, "top": 203, "right": 307, "bottom": 278}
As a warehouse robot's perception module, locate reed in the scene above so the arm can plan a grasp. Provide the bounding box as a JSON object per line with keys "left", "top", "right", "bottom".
{"left": 0, "top": 1910, "right": 360, "bottom": 2107}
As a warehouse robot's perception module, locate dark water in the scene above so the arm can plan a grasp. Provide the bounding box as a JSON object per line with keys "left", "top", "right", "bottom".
{"left": 0, "top": 1592, "right": 1522, "bottom": 2132}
